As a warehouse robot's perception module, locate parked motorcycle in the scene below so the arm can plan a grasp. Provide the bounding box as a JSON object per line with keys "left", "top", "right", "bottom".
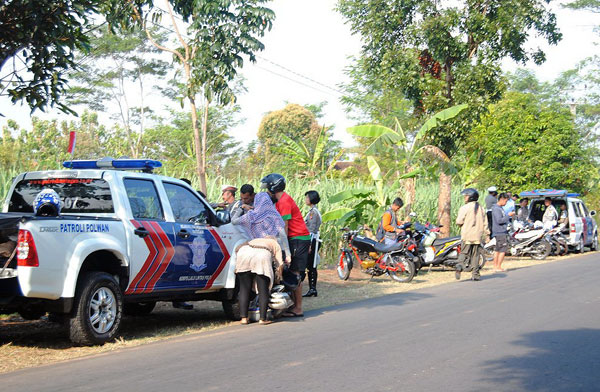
{"left": 545, "top": 223, "right": 569, "bottom": 256}
{"left": 484, "top": 220, "right": 551, "bottom": 260}
{"left": 337, "top": 225, "right": 416, "bottom": 283}
{"left": 407, "top": 214, "right": 485, "bottom": 271}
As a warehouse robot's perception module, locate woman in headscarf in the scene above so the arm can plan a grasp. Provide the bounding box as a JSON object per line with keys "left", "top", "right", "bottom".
{"left": 232, "top": 192, "right": 291, "bottom": 325}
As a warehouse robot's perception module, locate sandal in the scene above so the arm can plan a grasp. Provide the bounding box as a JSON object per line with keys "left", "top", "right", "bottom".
{"left": 240, "top": 318, "right": 249, "bottom": 325}
{"left": 282, "top": 310, "right": 304, "bottom": 318}
{"left": 259, "top": 320, "right": 272, "bottom": 325}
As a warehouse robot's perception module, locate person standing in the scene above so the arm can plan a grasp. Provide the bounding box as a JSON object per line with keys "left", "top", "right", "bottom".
{"left": 485, "top": 186, "right": 498, "bottom": 234}
{"left": 503, "top": 192, "right": 516, "bottom": 217}
{"left": 303, "top": 190, "right": 322, "bottom": 298}
{"left": 455, "top": 188, "right": 489, "bottom": 281}
{"left": 516, "top": 198, "right": 530, "bottom": 222}
{"left": 492, "top": 193, "right": 515, "bottom": 272}
{"left": 376, "top": 197, "right": 405, "bottom": 245}
{"left": 261, "top": 173, "right": 310, "bottom": 318}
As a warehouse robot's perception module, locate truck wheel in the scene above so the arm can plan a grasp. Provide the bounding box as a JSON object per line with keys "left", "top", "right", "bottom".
{"left": 222, "top": 299, "right": 241, "bottom": 321}
{"left": 123, "top": 301, "right": 156, "bottom": 316}
{"left": 69, "top": 272, "right": 123, "bottom": 346}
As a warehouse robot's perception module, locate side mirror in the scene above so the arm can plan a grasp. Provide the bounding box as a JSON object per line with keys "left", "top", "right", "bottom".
{"left": 216, "top": 210, "right": 231, "bottom": 226}
{"left": 591, "top": 210, "right": 596, "bottom": 217}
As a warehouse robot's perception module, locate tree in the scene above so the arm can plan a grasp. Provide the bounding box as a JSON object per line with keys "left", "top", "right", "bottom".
{"left": 470, "top": 92, "right": 597, "bottom": 193}
{"left": 0, "top": 0, "right": 161, "bottom": 116}
{"left": 142, "top": 107, "right": 239, "bottom": 175}
{"left": 347, "top": 104, "right": 467, "bottom": 234}
{"left": 258, "top": 103, "right": 321, "bottom": 168}
{"left": 337, "top": 0, "right": 562, "bottom": 232}
{"left": 144, "top": 0, "right": 274, "bottom": 194}
{"left": 67, "top": 26, "right": 170, "bottom": 157}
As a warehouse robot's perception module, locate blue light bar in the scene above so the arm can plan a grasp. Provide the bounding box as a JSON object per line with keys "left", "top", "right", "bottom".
{"left": 63, "top": 158, "right": 162, "bottom": 171}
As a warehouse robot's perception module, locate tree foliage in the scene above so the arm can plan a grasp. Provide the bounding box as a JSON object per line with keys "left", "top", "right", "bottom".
{"left": 470, "top": 92, "right": 598, "bottom": 193}
{"left": 337, "top": 0, "right": 562, "bottom": 155}
{"left": 0, "top": 0, "right": 163, "bottom": 116}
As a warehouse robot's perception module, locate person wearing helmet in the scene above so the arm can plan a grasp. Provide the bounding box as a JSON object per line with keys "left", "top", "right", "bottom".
{"left": 455, "top": 188, "right": 489, "bottom": 281}
{"left": 261, "top": 173, "right": 310, "bottom": 318}
{"left": 33, "top": 189, "right": 62, "bottom": 217}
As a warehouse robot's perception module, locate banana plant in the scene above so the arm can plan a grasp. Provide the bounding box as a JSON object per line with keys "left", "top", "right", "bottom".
{"left": 346, "top": 104, "right": 467, "bottom": 208}
{"left": 278, "top": 126, "right": 337, "bottom": 178}
{"left": 322, "top": 156, "right": 388, "bottom": 228}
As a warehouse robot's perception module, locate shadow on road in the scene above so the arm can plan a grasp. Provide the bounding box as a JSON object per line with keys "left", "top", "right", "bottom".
{"left": 305, "top": 290, "right": 433, "bottom": 319}
{"left": 480, "top": 328, "right": 600, "bottom": 391}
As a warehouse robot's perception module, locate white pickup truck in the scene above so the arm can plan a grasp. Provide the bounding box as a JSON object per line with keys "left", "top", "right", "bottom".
{"left": 0, "top": 159, "right": 247, "bottom": 345}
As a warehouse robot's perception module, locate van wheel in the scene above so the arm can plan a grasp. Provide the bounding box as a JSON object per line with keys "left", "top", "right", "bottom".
{"left": 123, "top": 301, "right": 156, "bottom": 316}
{"left": 579, "top": 237, "right": 585, "bottom": 253}
{"left": 69, "top": 272, "right": 123, "bottom": 346}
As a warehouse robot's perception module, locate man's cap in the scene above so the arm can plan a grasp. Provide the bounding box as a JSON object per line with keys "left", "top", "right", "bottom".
{"left": 487, "top": 186, "right": 497, "bottom": 192}
{"left": 221, "top": 185, "right": 237, "bottom": 193}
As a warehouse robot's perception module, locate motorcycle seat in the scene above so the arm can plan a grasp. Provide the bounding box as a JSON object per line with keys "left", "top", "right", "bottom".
{"left": 432, "top": 236, "right": 461, "bottom": 247}
{"left": 373, "top": 241, "right": 404, "bottom": 253}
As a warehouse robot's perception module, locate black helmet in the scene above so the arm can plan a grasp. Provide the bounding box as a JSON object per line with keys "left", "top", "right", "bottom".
{"left": 260, "top": 173, "right": 286, "bottom": 193}
{"left": 461, "top": 188, "right": 479, "bottom": 202}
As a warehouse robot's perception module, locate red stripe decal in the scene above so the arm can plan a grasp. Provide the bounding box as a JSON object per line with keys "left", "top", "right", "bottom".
{"left": 126, "top": 220, "right": 158, "bottom": 294}
{"left": 205, "top": 228, "right": 231, "bottom": 289}
{"left": 144, "top": 221, "right": 175, "bottom": 293}
{"left": 135, "top": 221, "right": 166, "bottom": 293}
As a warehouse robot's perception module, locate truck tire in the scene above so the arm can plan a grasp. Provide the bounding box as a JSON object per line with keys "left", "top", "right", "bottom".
{"left": 222, "top": 299, "right": 241, "bottom": 321}
{"left": 123, "top": 301, "right": 156, "bottom": 316}
{"left": 69, "top": 272, "right": 123, "bottom": 346}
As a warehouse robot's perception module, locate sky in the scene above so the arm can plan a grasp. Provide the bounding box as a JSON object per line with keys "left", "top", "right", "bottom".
{"left": 0, "top": 0, "right": 598, "bottom": 148}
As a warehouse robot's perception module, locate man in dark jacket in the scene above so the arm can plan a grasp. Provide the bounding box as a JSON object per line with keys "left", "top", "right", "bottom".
{"left": 492, "top": 193, "right": 515, "bottom": 272}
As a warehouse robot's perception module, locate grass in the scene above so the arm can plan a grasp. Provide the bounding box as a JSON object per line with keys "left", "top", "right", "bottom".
{"left": 0, "top": 252, "right": 588, "bottom": 374}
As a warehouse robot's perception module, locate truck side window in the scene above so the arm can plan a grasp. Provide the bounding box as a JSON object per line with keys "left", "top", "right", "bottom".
{"left": 163, "top": 182, "right": 209, "bottom": 224}
{"left": 123, "top": 179, "right": 164, "bottom": 220}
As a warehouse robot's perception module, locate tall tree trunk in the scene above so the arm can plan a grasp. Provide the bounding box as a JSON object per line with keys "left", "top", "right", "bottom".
{"left": 200, "top": 100, "right": 209, "bottom": 195}
{"left": 189, "top": 95, "right": 206, "bottom": 195}
{"left": 437, "top": 171, "right": 452, "bottom": 237}
{"left": 402, "top": 175, "right": 416, "bottom": 215}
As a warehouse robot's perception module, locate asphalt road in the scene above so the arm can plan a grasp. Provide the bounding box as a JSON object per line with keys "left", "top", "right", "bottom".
{"left": 3, "top": 254, "right": 600, "bottom": 392}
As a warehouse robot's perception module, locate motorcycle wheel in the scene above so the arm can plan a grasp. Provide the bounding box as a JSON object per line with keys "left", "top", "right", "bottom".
{"left": 477, "top": 251, "right": 486, "bottom": 269}
{"left": 531, "top": 240, "right": 551, "bottom": 260}
{"left": 337, "top": 251, "right": 353, "bottom": 281}
{"left": 387, "top": 255, "right": 415, "bottom": 283}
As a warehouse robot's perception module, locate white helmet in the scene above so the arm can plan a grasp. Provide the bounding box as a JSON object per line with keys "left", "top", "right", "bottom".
{"left": 487, "top": 186, "right": 497, "bottom": 193}
{"left": 269, "top": 291, "right": 293, "bottom": 310}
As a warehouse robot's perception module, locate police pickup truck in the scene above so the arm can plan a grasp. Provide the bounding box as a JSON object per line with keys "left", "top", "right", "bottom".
{"left": 0, "top": 158, "right": 247, "bottom": 345}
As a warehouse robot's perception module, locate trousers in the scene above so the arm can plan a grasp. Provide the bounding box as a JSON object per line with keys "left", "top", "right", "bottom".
{"left": 457, "top": 243, "right": 481, "bottom": 278}
{"left": 237, "top": 271, "right": 271, "bottom": 321}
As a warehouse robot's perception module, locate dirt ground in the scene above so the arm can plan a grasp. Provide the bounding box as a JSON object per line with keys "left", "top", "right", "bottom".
{"left": 0, "top": 252, "right": 591, "bottom": 373}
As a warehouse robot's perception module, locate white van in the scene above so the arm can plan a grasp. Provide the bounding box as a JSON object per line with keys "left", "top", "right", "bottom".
{"left": 520, "top": 189, "right": 598, "bottom": 252}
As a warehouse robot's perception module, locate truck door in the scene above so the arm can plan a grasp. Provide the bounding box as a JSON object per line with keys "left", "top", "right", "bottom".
{"left": 123, "top": 178, "right": 176, "bottom": 295}
{"left": 570, "top": 201, "right": 584, "bottom": 244}
{"left": 154, "top": 182, "right": 230, "bottom": 291}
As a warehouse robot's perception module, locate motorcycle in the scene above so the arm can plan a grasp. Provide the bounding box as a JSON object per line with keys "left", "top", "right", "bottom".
{"left": 484, "top": 220, "right": 551, "bottom": 260}
{"left": 407, "top": 214, "right": 485, "bottom": 271}
{"left": 247, "top": 266, "right": 298, "bottom": 321}
{"left": 337, "top": 224, "right": 417, "bottom": 283}
{"left": 545, "top": 222, "right": 569, "bottom": 256}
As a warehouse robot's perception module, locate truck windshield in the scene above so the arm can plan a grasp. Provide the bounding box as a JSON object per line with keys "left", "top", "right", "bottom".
{"left": 8, "top": 178, "right": 114, "bottom": 214}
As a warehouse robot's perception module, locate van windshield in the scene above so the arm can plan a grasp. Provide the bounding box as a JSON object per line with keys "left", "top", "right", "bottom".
{"left": 8, "top": 178, "right": 114, "bottom": 214}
